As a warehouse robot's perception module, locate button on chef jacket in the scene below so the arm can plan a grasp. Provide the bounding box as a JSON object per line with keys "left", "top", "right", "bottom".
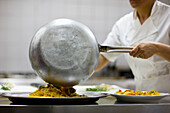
{"left": 101, "top": 1, "right": 170, "bottom": 93}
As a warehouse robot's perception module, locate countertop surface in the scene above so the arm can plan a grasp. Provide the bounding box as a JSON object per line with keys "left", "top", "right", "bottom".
{"left": 0, "top": 76, "right": 170, "bottom": 113}
{"left": 1, "top": 96, "right": 170, "bottom": 113}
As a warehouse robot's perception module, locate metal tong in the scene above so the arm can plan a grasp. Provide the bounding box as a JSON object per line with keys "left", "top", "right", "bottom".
{"left": 99, "top": 44, "right": 133, "bottom": 53}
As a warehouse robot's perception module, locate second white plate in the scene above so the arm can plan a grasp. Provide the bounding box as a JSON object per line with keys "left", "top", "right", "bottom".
{"left": 111, "top": 93, "right": 170, "bottom": 103}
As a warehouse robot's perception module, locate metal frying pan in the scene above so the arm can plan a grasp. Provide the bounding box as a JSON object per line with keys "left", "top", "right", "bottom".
{"left": 29, "top": 19, "right": 133, "bottom": 87}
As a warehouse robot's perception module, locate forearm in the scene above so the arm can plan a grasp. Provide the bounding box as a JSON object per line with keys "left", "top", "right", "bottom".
{"left": 95, "top": 54, "right": 110, "bottom": 72}
{"left": 154, "top": 42, "right": 170, "bottom": 62}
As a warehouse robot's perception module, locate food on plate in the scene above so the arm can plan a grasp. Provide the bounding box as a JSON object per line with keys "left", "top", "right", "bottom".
{"left": 1, "top": 85, "right": 10, "bottom": 90}
{"left": 86, "top": 83, "right": 114, "bottom": 91}
{"left": 114, "top": 89, "right": 161, "bottom": 96}
{"left": 0, "top": 80, "right": 15, "bottom": 91}
{"left": 29, "top": 84, "right": 87, "bottom": 97}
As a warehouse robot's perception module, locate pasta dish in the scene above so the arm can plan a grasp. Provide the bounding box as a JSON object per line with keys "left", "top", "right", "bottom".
{"left": 29, "top": 84, "right": 86, "bottom": 97}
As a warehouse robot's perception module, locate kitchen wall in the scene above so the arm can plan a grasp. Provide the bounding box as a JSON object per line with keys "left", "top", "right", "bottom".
{"left": 0, "top": 0, "right": 134, "bottom": 73}
{"left": 0, "top": 0, "right": 169, "bottom": 74}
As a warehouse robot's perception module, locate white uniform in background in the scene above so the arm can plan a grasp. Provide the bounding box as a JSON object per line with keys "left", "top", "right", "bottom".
{"left": 102, "top": 1, "right": 170, "bottom": 93}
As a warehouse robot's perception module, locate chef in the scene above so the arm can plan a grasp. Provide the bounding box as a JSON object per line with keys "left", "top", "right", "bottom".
{"left": 96, "top": 0, "right": 170, "bottom": 93}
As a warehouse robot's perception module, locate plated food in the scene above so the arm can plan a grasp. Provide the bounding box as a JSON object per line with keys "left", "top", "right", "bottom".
{"left": 86, "top": 83, "right": 114, "bottom": 92}
{"left": 1, "top": 84, "right": 106, "bottom": 104}
{"left": 114, "top": 89, "right": 161, "bottom": 96}
{"left": 29, "top": 84, "right": 87, "bottom": 97}
{"left": 112, "top": 89, "right": 169, "bottom": 103}
{"left": 1, "top": 92, "right": 106, "bottom": 105}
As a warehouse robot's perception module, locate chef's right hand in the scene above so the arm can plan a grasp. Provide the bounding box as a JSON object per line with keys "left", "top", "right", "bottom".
{"left": 129, "top": 41, "right": 157, "bottom": 59}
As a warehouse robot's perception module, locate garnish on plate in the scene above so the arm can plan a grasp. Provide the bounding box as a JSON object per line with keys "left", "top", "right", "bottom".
{"left": 1, "top": 80, "right": 15, "bottom": 91}
{"left": 86, "top": 83, "right": 114, "bottom": 92}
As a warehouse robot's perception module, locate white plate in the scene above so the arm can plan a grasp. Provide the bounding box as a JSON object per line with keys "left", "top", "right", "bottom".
{"left": 111, "top": 93, "right": 170, "bottom": 103}
{"left": 1, "top": 92, "right": 107, "bottom": 105}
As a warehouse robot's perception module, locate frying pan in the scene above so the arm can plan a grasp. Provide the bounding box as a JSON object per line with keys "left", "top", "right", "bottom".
{"left": 29, "top": 19, "right": 133, "bottom": 86}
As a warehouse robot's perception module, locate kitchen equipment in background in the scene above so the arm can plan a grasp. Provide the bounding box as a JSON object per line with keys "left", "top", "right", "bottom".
{"left": 29, "top": 18, "right": 133, "bottom": 87}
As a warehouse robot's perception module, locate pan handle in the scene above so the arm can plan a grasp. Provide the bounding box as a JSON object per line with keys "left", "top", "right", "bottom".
{"left": 98, "top": 44, "right": 133, "bottom": 53}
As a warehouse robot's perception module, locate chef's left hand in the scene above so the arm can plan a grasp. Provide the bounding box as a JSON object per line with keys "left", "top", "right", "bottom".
{"left": 129, "top": 41, "right": 157, "bottom": 59}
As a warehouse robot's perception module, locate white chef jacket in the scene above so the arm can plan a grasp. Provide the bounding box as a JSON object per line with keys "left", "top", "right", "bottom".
{"left": 102, "top": 1, "right": 170, "bottom": 93}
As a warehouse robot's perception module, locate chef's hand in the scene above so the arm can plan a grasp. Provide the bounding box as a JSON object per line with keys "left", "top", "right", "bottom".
{"left": 129, "top": 41, "right": 157, "bottom": 59}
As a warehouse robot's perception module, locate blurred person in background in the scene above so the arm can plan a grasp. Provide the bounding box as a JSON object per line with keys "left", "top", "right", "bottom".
{"left": 96, "top": 0, "right": 170, "bottom": 93}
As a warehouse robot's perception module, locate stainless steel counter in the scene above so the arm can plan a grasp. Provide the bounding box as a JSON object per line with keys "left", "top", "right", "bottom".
{"left": 0, "top": 76, "right": 170, "bottom": 113}
{"left": 1, "top": 96, "right": 170, "bottom": 113}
